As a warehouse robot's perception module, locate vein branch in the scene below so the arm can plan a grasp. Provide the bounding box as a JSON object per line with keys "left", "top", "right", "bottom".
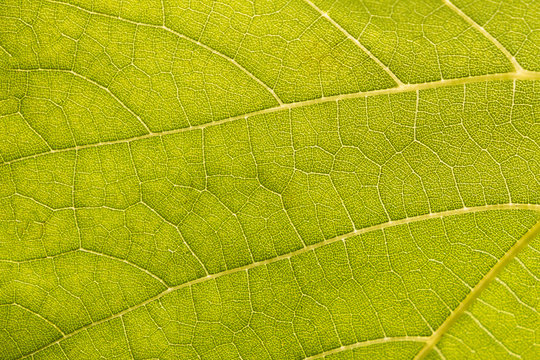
{"left": 78, "top": 248, "right": 170, "bottom": 288}
{"left": 443, "top": 0, "right": 523, "bottom": 72}
{"left": 19, "top": 203, "right": 540, "bottom": 359}
{"left": 15, "top": 67, "right": 152, "bottom": 135}
{"left": 413, "top": 216, "right": 540, "bottom": 359}
{"left": 4, "top": 303, "right": 65, "bottom": 336}
{"left": 305, "top": 336, "right": 430, "bottom": 359}
{"left": 301, "top": 0, "right": 405, "bottom": 87}
{"left": 3, "top": 70, "right": 539, "bottom": 168}
{"left": 42, "top": 0, "right": 284, "bottom": 105}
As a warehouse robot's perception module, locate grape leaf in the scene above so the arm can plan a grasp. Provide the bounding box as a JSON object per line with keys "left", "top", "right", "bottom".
{"left": 0, "top": 0, "right": 539, "bottom": 359}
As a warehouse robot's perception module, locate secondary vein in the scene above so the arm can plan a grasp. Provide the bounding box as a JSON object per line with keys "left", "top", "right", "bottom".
{"left": 443, "top": 0, "right": 523, "bottom": 72}
{"left": 19, "top": 203, "right": 540, "bottom": 359}
{"left": 3, "top": 70, "right": 539, "bottom": 168}
{"left": 300, "top": 0, "right": 404, "bottom": 87}
{"left": 413, "top": 216, "right": 540, "bottom": 360}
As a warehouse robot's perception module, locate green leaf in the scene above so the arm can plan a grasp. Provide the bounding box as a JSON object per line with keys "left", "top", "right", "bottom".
{"left": 0, "top": 0, "right": 539, "bottom": 359}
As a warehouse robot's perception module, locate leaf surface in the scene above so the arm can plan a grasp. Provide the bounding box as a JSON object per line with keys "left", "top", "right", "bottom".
{"left": 0, "top": 0, "right": 539, "bottom": 359}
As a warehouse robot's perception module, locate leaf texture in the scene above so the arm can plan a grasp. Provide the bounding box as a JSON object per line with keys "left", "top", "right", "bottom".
{"left": 0, "top": 0, "right": 539, "bottom": 359}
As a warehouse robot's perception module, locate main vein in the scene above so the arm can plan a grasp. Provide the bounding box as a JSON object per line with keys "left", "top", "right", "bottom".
{"left": 19, "top": 203, "right": 540, "bottom": 359}
{"left": 3, "top": 70, "right": 539, "bottom": 168}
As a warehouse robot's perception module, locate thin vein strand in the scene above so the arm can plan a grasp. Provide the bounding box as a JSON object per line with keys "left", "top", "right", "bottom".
{"left": 42, "top": 0, "right": 284, "bottom": 105}
{"left": 305, "top": 336, "right": 430, "bottom": 360}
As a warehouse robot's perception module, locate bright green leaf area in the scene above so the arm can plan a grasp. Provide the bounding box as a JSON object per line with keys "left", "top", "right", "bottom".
{"left": 0, "top": 0, "right": 539, "bottom": 359}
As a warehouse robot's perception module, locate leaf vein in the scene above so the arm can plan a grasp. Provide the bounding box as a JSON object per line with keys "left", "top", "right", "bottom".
{"left": 414, "top": 216, "right": 540, "bottom": 359}
{"left": 19, "top": 203, "right": 540, "bottom": 359}
{"left": 41, "top": 0, "right": 284, "bottom": 105}
{"left": 3, "top": 71, "right": 539, "bottom": 167}
{"left": 300, "top": 0, "right": 404, "bottom": 86}
{"left": 443, "top": 0, "right": 523, "bottom": 72}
